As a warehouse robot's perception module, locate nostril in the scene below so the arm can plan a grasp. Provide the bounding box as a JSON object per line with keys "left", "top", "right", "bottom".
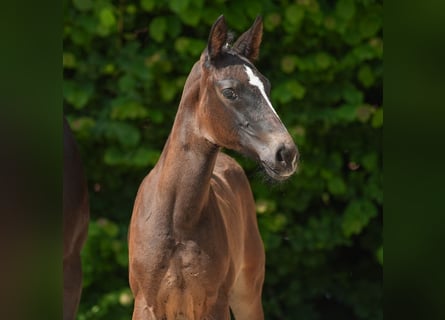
{"left": 276, "top": 145, "right": 293, "bottom": 165}
{"left": 276, "top": 144, "right": 298, "bottom": 169}
{"left": 276, "top": 145, "right": 286, "bottom": 163}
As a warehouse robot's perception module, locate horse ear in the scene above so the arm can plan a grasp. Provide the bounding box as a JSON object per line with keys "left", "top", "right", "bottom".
{"left": 233, "top": 16, "right": 263, "bottom": 61}
{"left": 207, "top": 15, "right": 228, "bottom": 61}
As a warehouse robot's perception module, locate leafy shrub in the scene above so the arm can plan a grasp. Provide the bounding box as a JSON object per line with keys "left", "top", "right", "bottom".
{"left": 64, "top": 0, "right": 382, "bottom": 319}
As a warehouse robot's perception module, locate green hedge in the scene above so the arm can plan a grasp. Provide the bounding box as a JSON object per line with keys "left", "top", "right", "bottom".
{"left": 64, "top": 0, "right": 382, "bottom": 319}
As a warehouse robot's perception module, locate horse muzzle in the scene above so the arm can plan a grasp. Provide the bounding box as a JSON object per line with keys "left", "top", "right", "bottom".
{"left": 260, "top": 140, "right": 299, "bottom": 181}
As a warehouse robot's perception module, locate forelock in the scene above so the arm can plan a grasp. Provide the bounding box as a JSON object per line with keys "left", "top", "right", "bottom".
{"left": 210, "top": 49, "right": 256, "bottom": 70}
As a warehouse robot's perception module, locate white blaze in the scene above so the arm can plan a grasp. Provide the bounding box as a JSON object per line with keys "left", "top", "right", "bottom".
{"left": 244, "top": 65, "right": 279, "bottom": 118}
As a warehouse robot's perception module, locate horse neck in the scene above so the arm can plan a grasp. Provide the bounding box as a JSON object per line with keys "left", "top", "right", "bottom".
{"left": 154, "top": 62, "right": 219, "bottom": 230}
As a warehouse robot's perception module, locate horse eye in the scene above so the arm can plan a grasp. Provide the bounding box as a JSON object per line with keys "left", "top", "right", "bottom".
{"left": 222, "top": 88, "right": 237, "bottom": 100}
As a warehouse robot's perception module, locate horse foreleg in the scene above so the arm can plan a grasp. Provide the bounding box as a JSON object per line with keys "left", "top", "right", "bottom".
{"left": 132, "top": 294, "right": 158, "bottom": 320}
{"left": 229, "top": 267, "right": 265, "bottom": 320}
{"left": 206, "top": 295, "right": 230, "bottom": 320}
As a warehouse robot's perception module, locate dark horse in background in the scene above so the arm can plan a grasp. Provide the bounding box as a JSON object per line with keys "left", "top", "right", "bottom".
{"left": 63, "top": 118, "right": 89, "bottom": 320}
{"left": 129, "top": 16, "right": 298, "bottom": 319}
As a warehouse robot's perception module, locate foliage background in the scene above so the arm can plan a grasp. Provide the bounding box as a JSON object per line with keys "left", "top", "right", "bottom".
{"left": 63, "top": 0, "right": 382, "bottom": 319}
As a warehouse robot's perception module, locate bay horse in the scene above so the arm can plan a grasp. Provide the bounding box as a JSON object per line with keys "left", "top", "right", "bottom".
{"left": 63, "top": 118, "right": 89, "bottom": 320}
{"left": 129, "top": 15, "right": 298, "bottom": 320}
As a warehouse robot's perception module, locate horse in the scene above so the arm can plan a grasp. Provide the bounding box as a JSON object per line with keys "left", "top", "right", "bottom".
{"left": 63, "top": 118, "right": 90, "bottom": 320}
{"left": 129, "top": 15, "right": 298, "bottom": 320}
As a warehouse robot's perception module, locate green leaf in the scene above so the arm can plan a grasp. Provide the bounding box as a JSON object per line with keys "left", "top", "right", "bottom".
{"left": 104, "top": 147, "right": 159, "bottom": 167}
{"left": 246, "top": 2, "right": 263, "bottom": 19}
{"left": 110, "top": 101, "right": 148, "bottom": 120}
{"left": 188, "top": 39, "right": 206, "bottom": 56}
{"left": 287, "top": 80, "right": 306, "bottom": 100}
{"left": 174, "top": 37, "right": 190, "bottom": 54}
{"left": 281, "top": 55, "right": 297, "bottom": 73}
{"left": 131, "top": 148, "right": 161, "bottom": 167}
{"left": 149, "top": 17, "right": 167, "bottom": 42}
{"left": 101, "top": 219, "right": 119, "bottom": 237}
{"left": 68, "top": 116, "right": 95, "bottom": 139}
{"left": 63, "top": 52, "right": 76, "bottom": 68}
{"left": 262, "top": 232, "right": 282, "bottom": 251}
{"left": 160, "top": 80, "right": 178, "bottom": 102}
{"left": 359, "top": 11, "right": 382, "bottom": 38}
{"left": 285, "top": 5, "right": 304, "bottom": 26}
{"left": 320, "top": 169, "right": 333, "bottom": 180}
{"left": 126, "top": 4, "right": 137, "bottom": 14}
{"left": 272, "top": 80, "right": 306, "bottom": 103}
{"left": 327, "top": 176, "right": 347, "bottom": 195}
{"left": 336, "top": 0, "right": 356, "bottom": 20}
{"left": 169, "top": 0, "right": 189, "bottom": 13}
{"left": 364, "top": 176, "right": 383, "bottom": 203}
{"left": 324, "top": 16, "right": 336, "bottom": 30}
{"left": 372, "top": 108, "right": 383, "bottom": 128}
{"left": 335, "top": 104, "right": 357, "bottom": 122}
{"left": 356, "top": 104, "right": 374, "bottom": 123}
{"left": 69, "top": 27, "right": 89, "bottom": 46}
{"left": 344, "top": 27, "right": 362, "bottom": 46}
{"left": 264, "top": 13, "right": 282, "bottom": 31}
{"left": 102, "top": 63, "right": 116, "bottom": 75}
{"left": 174, "top": 38, "right": 205, "bottom": 56}
{"left": 118, "top": 74, "right": 136, "bottom": 92}
{"left": 342, "top": 200, "right": 377, "bottom": 237}
{"left": 262, "top": 213, "right": 287, "bottom": 233}
{"left": 315, "top": 52, "right": 332, "bottom": 70}
{"left": 148, "top": 110, "right": 164, "bottom": 124}
{"left": 140, "top": 0, "right": 156, "bottom": 12}
{"left": 343, "top": 85, "right": 364, "bottom": 104}
{"left": 362, "top": 153, "right": 378, "bottom": 171}
{"left": 73, "top": 0, "right": 93, "bottom": 11}
{"left": 104, "top": 147, "right": 124, "bottom": 166}
{"left": 104, "top": 122, "right": 140, "bottom": 147}
{"left": 166, "top": 16, "right": 182, "bottom": 39}
{"left": 178, "top": 8, "right": 201, "bottom": 26}
{"left": 63, "top": 81, "right": 94, "bottom": 109}
{"left": 99, "top": 7, "right": 116, "bottom": 28}
{"left": 358, "top": 65, "right": 375, "bottom": 88}
{"left": 225, "top": 5, "right": 250, "bottom": 30}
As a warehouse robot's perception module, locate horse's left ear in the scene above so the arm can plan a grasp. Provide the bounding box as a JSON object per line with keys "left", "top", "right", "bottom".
{"left": 233, "top": 16, "right": 263, "bottom": 61}
{"left": 207, "top": 15, "right": 228, "bottom": 62}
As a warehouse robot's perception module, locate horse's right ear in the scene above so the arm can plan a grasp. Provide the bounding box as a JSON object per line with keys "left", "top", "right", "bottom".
{"left": 207, "top": 15, "right": 228, "bottom": 62}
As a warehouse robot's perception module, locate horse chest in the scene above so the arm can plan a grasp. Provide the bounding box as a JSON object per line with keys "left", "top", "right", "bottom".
{"left": 168, "top": 206, "right": 231, "bottom": 285}
{"left": 153, "top": 227, "right": 231, "bottom": 318}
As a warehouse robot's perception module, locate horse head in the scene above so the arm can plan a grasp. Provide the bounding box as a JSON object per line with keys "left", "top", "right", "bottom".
{"left": 195, "top": 15, "right": 299, "bottom": 181}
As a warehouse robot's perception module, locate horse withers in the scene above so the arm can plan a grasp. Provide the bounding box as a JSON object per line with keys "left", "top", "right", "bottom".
{"left": 129, "top": 15, "right": 298, "bottom": 320}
